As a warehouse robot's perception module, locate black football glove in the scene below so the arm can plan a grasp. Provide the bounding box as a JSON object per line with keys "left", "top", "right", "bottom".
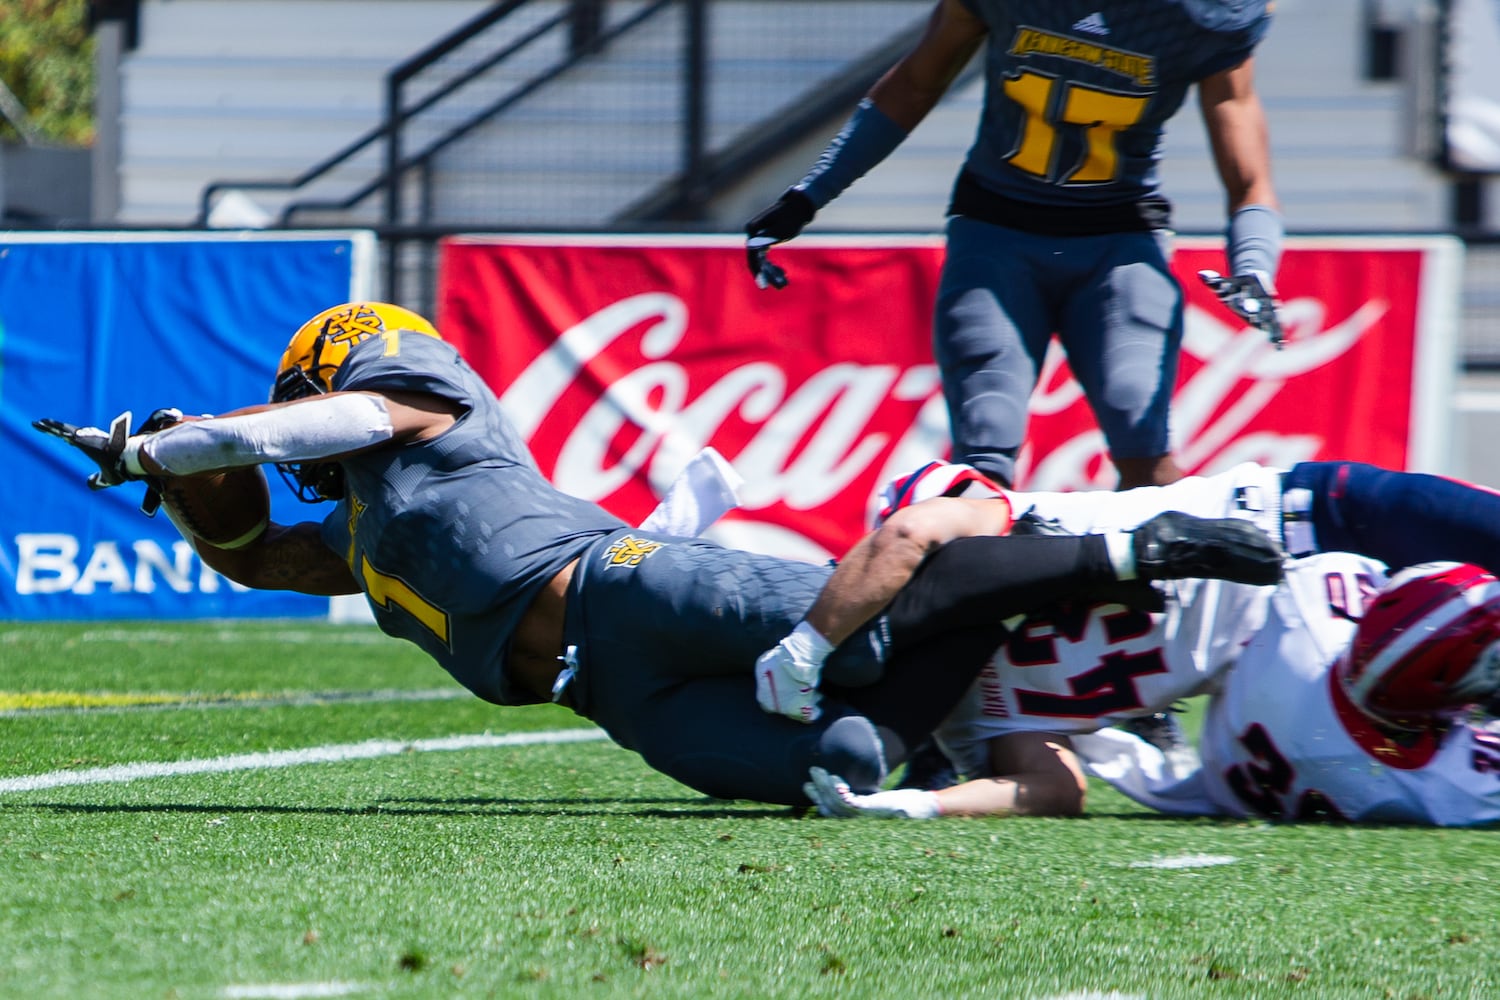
{"left": 744, "top": 188, "right": 817, "bottom": 290}
{"left": 1198, "top": 269, "right": 1285, "bottom": 348}
{"left": 32, "top": 410, "right": 140, "bottom": 491}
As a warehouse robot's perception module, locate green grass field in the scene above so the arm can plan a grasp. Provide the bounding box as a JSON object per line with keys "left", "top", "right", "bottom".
{"left": 0, "top": 621, "right": 1496, "bottom": 1000}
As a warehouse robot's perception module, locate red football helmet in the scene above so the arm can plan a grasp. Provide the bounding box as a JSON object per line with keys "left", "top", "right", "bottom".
{"left": 1338, "top": 562, "right": 1500, "bottom": 729}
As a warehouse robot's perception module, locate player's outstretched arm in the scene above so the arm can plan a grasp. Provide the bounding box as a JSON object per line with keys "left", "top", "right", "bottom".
{"left": 952, "top": 730, "right": 1089, "bottom": 817}
{"left": 804, "top": 731, "right": 1087, "bottom": 819}
{"left": 193, "top": 520, "right": 360, "bottom": 597}
{"left": 131, "top": 391, "right": 460, "bottom": 479}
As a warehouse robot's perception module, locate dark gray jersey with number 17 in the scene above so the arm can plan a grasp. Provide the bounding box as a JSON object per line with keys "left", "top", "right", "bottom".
{"left": 319, "top": 333, "right": 625, "bottom": 705}
{"left": 958, "top": 0, "right": 1271, "bottom": 207}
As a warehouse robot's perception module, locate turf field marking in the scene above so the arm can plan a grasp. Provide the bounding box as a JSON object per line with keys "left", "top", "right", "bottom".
{"left": 1129, "top": 853, "right": 1238, "bottom": 870}
{"left": 0, "top": 728, "right": 608, "bottom": 794}
{"left": 0, "top": 687, "right": 466, "bottom": 716}
{"left": 223, "top": 984, "right": 368, "bottom": 999}
{"left": 0, "top": 628, "right": 393, "bottom": 646}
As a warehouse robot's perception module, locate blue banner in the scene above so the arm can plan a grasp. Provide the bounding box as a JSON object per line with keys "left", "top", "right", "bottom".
{"left": 0, "top": 232, "right": 375, "bottom": 619}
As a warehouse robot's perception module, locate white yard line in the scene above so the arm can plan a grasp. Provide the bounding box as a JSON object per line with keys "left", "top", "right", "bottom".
{"left": 223, "top": 984, "right": 369, "bottom": 999}
{"left": 1128, "top": 853, "right": 1238, "bottom": 870}
{"left": 0, "top": 728, "right": 609, "bottom": 794}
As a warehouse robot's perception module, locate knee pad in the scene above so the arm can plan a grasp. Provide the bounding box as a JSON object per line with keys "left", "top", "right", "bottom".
{"left": 811, "top": 715, "right": 888, "bottom": 794}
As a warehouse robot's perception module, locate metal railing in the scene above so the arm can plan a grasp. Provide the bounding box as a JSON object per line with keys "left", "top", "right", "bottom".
{"left": 197, "top": 1, "right": 664, "bottom": 228}
{"left": 194, "top": 1, "right": 933, "bottom": 300}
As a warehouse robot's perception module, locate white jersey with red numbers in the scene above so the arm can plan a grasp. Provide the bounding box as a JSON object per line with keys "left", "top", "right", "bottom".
{"left": 933, "top": 463, "right": 1288, "bottom": 776}
{"left": 1074, "top": 551, "right": 1500, "bottom": 827}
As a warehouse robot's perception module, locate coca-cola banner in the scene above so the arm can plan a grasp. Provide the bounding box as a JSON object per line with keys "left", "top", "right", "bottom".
{"left": 437, "top": 234, "right": 1461, "bottom": 562}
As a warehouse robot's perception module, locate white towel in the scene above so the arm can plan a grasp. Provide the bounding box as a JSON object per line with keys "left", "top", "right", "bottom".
{"left": 638, "top": 447, "right": 745, "bottom": 537}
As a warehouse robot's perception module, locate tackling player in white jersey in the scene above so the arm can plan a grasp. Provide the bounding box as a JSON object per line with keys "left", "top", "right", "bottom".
{"left": 805, "top": 459, "right": 1500, "bottom": 824}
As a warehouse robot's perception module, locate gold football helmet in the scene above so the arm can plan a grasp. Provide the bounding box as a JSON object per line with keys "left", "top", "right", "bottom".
{"left": 271, "top": 301, "right": 440, "bottom": 404}
{"left": 270, "top": 302, "right": 441, "bottom": 502}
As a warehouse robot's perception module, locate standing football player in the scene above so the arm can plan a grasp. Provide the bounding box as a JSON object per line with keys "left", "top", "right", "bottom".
{"left": 745, "top": 0, "right": 1281, "bottom": 491}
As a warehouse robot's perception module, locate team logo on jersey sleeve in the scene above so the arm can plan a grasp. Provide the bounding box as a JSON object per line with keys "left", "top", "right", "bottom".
{"left": 602, "top": 534, "right": 665, "bottom": 568}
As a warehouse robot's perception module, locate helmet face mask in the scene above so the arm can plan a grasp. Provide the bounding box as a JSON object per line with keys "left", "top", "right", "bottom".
{"left": 1338, "top": 562, "right": 1500, "bottom": 730}
{"left": 271, "top": 302, "right": 441, "bottom": 502}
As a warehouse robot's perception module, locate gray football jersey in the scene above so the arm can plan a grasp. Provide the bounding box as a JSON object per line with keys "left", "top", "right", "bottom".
{"left": 320, "top": 333, "right": 625, "bottom": 704}
{"left": 957, "top": 0, "right": 1271, "bottom": 206}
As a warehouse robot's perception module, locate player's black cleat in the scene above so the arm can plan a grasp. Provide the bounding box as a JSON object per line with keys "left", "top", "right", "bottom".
{"left": 1132, "top": 511, "right": 1284, "bottom": 586}
{"left": 1120, "top": 711, "right": 1189, "bottom": 755}
{"left": 1119, "top": 704, "right": 1201, "bottom": 777}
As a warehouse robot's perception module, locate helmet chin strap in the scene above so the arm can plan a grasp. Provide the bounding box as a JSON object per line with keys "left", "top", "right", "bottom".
{"left": 276, "top": 460, "right": 344, "bottom": 503}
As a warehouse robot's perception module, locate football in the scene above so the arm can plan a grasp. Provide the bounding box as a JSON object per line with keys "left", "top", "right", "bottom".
{"left": 155, "top": 465, "right": 272, "bottom": 549}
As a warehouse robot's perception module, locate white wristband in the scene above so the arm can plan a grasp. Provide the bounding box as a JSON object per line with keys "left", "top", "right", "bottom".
{"left": 121, "top": 437, "right": 149, "bottom": 476}
{"left": 786, "top": 620, "right": 834, "bottom": 662}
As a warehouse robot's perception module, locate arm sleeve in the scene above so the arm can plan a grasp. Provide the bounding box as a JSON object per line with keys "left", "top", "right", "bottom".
{"left": 1226, "top": 204, "right": 1283, "bottom": 279}
{"left": 141, "top": 394, "right": 394, "bottom": 476}
{"left": 795, "top": 98, "right": 911, "bottom": 208}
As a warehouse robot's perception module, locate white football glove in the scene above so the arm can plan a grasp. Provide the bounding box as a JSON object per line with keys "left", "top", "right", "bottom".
{"left": 803, "top": 766, "right": 942, "bottom": 819}
{"left": 754, "top": 621, "right": 831, "bottom": 723}
{"left": 1197, "top": 269, "right": 1284, "bottom": 347}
